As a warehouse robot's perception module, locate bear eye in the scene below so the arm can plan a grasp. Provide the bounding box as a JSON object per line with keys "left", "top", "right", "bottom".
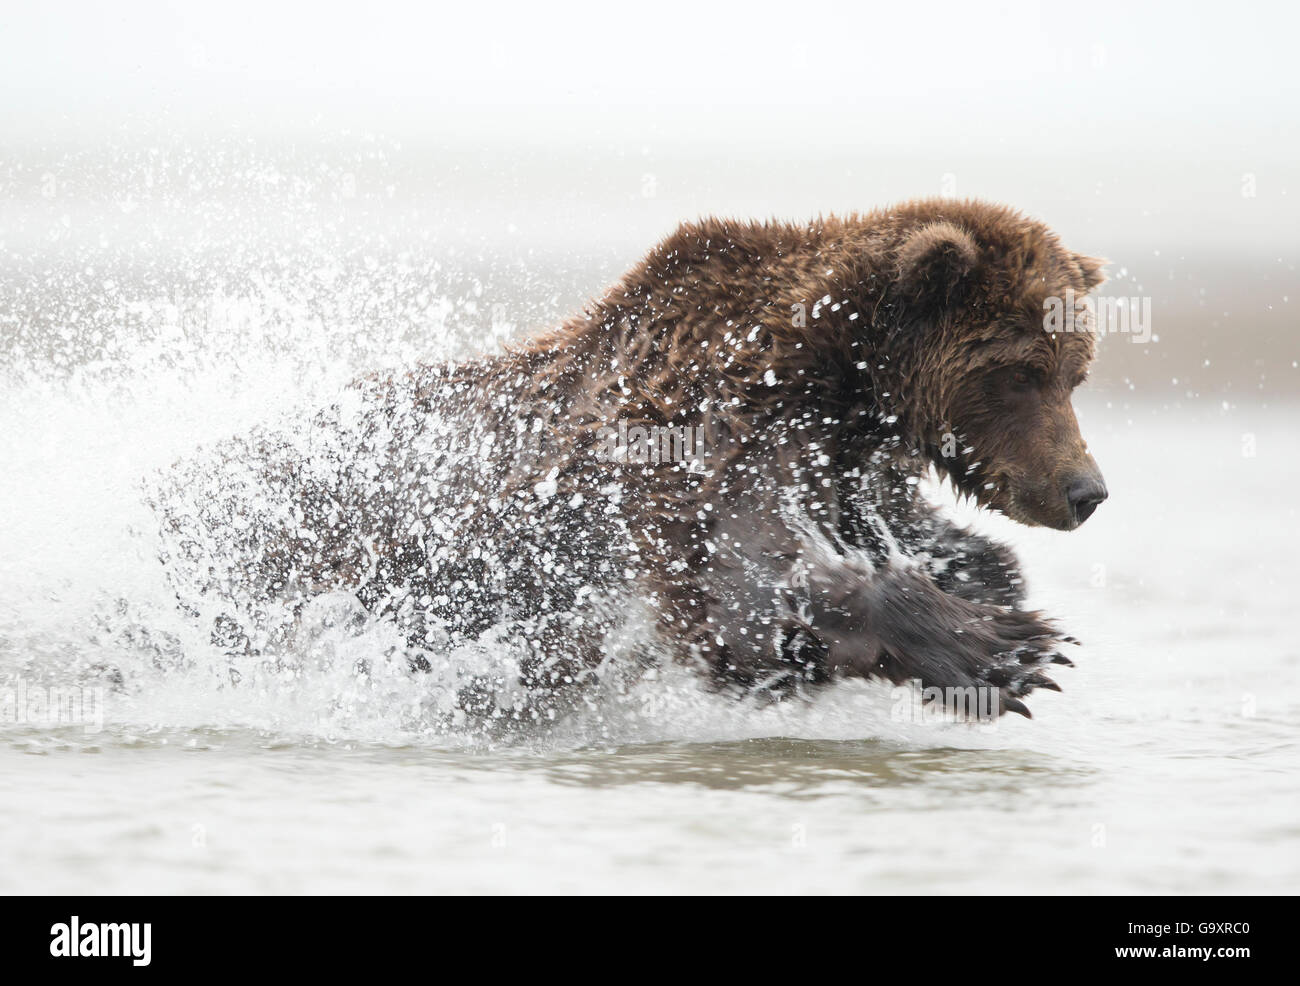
{"left": 1003, "top": 366, "right": 1047, "bottom": 393}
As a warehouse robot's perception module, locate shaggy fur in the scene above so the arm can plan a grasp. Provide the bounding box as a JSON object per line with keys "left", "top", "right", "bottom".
{"left": 156, "top": 198, "right": 1108, "bottom": 720}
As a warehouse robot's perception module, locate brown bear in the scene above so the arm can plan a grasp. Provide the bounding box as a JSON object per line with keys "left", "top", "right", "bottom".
{"left": 154, "top": 198, "right": 1108, "bottom": 722}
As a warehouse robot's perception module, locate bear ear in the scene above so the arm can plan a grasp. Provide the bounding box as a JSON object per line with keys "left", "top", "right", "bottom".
{"left": 1074, "top": 253, "right": 1108, "bottom": 292}
{"left": 896, "top": 221, "right": 980, "bottom": 308}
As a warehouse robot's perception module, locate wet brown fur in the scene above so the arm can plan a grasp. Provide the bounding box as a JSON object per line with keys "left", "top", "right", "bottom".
{"left": 159, "top": 198, "right": 1109, "bottom": 720}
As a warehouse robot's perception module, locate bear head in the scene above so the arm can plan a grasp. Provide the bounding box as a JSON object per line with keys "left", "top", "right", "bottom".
{"left": 879, "top": 204, "right": 1109, "bottom": 531}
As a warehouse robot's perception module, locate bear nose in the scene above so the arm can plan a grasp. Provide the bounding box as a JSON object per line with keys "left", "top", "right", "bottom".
{"left": 1066, "top": 475, "right": 1108, "bottom": 526}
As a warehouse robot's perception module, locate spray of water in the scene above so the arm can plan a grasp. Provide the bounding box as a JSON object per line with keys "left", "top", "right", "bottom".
{"left": 0, "top": 140, "right": 992, "bottom": 752}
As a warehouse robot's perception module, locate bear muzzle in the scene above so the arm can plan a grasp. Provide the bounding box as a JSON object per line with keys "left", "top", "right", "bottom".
{"left": 1066, "top": 472, "right": 1109, "bottom": 527}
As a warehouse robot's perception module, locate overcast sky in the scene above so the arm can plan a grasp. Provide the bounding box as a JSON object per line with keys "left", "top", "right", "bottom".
{"left": 2, "top": 1, "right": 1296, "bottom": 254}
{"left": 3, "top": 2, "right": 1295, "bottom": 146}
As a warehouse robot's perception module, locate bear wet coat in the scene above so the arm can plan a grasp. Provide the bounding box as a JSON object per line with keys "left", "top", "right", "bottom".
{"left": 156, "top": 199, "right": 1108, "bottom": 720}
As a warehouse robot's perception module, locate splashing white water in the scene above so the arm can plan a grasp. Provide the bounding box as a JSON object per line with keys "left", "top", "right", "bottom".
{"left": 0, "top": 145, "right": 932, "bottom": 750}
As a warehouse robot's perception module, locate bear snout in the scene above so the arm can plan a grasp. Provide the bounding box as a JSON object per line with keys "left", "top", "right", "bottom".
{"left": 1065, "top": 472, "right": 1108, "bottom": 527}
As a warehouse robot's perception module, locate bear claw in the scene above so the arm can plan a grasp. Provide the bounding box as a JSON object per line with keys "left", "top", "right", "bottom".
{"left": 1002, "top": 696, "right": 1032, "bottom": 718}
